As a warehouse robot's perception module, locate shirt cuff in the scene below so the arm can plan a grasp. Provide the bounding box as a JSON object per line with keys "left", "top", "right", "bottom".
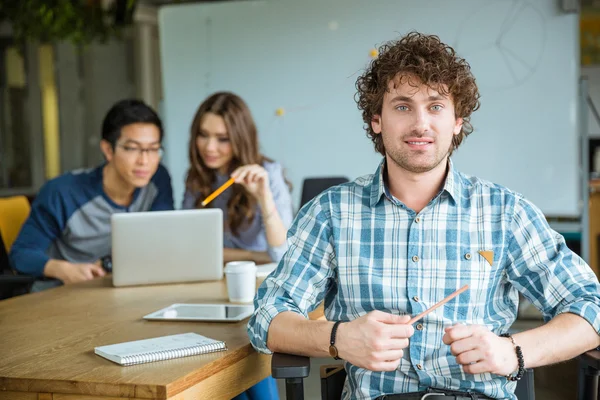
{"left": 247, "top": 303, "right": 306, "bottom": 354}
{"left": 10, "top": 250, "right": 50, "bottom": 278}
{"left": 555, "top": 299, "right": 600, "bottom": 336}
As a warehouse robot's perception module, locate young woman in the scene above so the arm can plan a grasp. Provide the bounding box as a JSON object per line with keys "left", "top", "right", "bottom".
{"left": 183, "top": 92, "right": 292, "bottom": 399}
{"left": 183, "top": 91, "right": 293, "bottom": 264}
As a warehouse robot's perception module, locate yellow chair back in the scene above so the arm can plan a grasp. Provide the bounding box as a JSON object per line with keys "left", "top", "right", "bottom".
{"left": 0, "top": 196, "right": 31, "bottom": 252}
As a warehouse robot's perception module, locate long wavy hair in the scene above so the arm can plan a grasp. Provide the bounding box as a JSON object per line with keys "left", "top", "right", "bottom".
{"left": 186, "top": 92, "right": 268, "bottom": 236}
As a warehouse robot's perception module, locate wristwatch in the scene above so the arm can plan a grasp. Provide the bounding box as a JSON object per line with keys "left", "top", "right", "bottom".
{"left": 101, "top": 256, "right": 112, "bottom": 273}
{"left": 328, "top": 321, "right": 344, "bottom": 360}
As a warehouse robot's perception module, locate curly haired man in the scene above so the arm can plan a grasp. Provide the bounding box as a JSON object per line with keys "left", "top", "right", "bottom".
{"left": 248, "top": 32, "right": 600, "bottom": 400}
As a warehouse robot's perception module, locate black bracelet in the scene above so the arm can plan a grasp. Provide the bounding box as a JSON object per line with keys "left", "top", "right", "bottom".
{"left": 500, "top": 333, "right": 525, "bottom": 381}
{"left": 329, "top": 321, "right": 344, "bottom": 360}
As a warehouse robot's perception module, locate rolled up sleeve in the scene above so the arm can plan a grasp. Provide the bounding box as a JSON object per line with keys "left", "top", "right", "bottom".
{"left": 506, "top": 197, "right": 600, "bottom": 335}
{"left": 248, "top": 194, "right": 336, "bottom": 353}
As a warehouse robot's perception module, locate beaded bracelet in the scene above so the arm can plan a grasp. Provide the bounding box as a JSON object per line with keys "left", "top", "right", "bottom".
{"left": 500, "top": 333, "right": 525, "bottom": 381}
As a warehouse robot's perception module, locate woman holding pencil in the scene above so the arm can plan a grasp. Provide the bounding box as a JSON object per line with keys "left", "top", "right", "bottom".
{"left": 182, "top": 92, "right": 293, "bottom": 267}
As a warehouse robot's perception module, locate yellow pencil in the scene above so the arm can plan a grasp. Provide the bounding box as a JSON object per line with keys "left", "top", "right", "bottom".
{"left": 201, "top": 177, "right": 235, "bottom": 207}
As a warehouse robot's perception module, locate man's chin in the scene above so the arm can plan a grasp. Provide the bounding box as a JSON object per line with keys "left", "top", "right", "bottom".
{"left": 128, "top": 177, "right": 152, "bottom": 188}
{"left": 393, "top": 160, "right": 441, "bottom": 174}
{"left": 388, "top": 153, "right": 448, "bottom": 174}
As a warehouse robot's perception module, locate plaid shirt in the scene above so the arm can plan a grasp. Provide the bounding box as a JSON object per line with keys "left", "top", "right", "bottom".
{"left": 248, "top": 159, "right": 600, "bottom": 400}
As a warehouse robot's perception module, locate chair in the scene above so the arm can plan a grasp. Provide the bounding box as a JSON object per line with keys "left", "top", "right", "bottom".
{"left": 0, "top": 196, "right": 34, "bottom": 300}
{"left": 272, "top": 354, "right": 536, "bottom": 400}
{"left": 0, "top": 231, "right": 34, "bottom": 300}
{"left": 0, "top": 195, "right": 31, "bottom": 251}
{"left": 300, "top": 177, "right": 349, "bottom": 209}
{"left": 577, "top": 350, "right": 600, "bottom": 400}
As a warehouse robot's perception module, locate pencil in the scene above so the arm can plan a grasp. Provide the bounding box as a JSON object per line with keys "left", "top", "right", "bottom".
{"left": 407, "top": 284, "right": 469, "bottom": 324}
{"left": 201, "top": 177, "right": 235, "bottom": 207}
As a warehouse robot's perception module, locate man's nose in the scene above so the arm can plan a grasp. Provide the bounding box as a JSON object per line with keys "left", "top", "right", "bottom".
{"left": 411, "top": 109, "right": 431, "bottom": 133}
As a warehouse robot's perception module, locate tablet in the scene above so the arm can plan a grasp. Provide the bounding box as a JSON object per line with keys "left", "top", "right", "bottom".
{"left": 143, "top": 303, "right": 254, "bottom": 322}
{"left": 256, "top": 262, "right": 278, "bottom": 278}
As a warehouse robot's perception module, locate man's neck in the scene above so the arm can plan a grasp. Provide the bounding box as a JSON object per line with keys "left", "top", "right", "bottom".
{"left": 103, "top": 164, "right": 135, "bottom": 206}
{"left": 386, "top": 156, "right": 449, "bottom": 213}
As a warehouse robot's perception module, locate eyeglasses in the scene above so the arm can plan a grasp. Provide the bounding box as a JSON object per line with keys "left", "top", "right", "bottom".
{"left": 116, "top": 144, "right": 164, "bottom": 159}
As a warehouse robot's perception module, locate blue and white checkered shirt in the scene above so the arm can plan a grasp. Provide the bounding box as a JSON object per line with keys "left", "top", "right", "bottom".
{"left": 248, "top": 159, "right": 600, "bottom": 400}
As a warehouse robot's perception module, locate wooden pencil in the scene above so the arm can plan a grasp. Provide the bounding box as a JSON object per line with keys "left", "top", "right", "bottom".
{"left": 407, "top": 284, "right": 469, "bottom": 324}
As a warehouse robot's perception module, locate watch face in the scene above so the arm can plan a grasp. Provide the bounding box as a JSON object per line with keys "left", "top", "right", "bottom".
{"left": 328, "top": 345, "right": 338, "bottom": 358}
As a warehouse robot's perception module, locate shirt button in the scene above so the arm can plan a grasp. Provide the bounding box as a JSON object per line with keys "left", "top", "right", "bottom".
{"left": 416, "top": 323, "right": 424, "bottom": 331}
{"left": 412, "top": 255, "right": 419, "bottom": 262}
{"left": 415, "top": 217, "right": 420, "bottom": 223}
{"left": 416, "top": 364, "right": 423, "bottom": 370}
{"left": 413, "top": 296, "right": 420, "bottom": 302}
{"left": 465, "top": 253, "right": 472, "bottom": 260}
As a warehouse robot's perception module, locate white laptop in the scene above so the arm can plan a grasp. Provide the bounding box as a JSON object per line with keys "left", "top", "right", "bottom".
{"left": 111, "top": 209, "right": 223, "bottom": 287}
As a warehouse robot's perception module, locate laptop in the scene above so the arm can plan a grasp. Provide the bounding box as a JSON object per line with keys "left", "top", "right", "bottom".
{"left": 111, "top": 209, "right": 223, "bottom": 287}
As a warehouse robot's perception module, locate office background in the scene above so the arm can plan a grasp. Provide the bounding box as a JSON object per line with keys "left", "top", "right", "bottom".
{"left": 159, "top": 0, "right": 580, "bottom": 216}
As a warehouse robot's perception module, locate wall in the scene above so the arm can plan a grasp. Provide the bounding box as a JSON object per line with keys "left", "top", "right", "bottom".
{"left": 159, "top": 0, "right": 581, "bottom": 215}
{"left": 583, "top": 66, "right": 600, "bottom": 138}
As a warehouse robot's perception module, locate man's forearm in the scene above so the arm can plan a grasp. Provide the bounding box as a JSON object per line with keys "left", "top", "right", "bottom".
{"left": 514, "top": 312, "right": 600, "bottom": 368}
{"left": 44, "top": 259, "right": 69, "bottom": 280}
{"left": 267, "top": 311, "right": 335, "bottom": 357}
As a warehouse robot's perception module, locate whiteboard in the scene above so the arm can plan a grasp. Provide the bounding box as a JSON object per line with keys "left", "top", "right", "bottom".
{"left": 159, "top": 0, "right": 580, "bottom": 216}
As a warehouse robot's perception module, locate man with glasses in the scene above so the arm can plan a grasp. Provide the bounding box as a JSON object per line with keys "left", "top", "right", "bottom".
{"left": 10, "top": 99, "right": 173, "bottom": 291}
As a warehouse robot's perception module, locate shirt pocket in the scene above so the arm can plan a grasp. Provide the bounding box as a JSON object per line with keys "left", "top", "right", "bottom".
{"left": 438, "top": 245, "right": 500, "bottom": 323}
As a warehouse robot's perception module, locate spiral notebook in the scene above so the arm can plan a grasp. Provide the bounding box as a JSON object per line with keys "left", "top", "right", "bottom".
{"left": 94, "top": 332, "right": 227, "bottom": 366}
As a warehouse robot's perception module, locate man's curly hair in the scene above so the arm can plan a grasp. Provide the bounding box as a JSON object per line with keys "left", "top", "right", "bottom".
{"left": 355, "top": 32, "right": 481, "bottom": 156}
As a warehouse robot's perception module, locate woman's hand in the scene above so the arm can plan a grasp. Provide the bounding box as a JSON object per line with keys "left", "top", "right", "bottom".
{"left": 231, "top": 164, "right": 272, "bottom": 203}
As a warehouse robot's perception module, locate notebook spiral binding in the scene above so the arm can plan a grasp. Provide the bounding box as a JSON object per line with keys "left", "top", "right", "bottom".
{"left": 121, "top": 341, "right": 227, "bottom": 366}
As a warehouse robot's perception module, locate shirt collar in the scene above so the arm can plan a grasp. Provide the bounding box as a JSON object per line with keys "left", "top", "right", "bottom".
{"left": 369, "top": 159, "right": 387, "bottom": 207}
{"left": 443, "top": 158, "right": 460, "bottom": 204}
{"left": 369, "top": 157, "right": 460, "bottom": 207}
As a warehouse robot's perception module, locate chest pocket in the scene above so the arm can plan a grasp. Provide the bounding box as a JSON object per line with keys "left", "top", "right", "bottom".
{"left": 438, "top": 245, "right": 502, "bottom": 323}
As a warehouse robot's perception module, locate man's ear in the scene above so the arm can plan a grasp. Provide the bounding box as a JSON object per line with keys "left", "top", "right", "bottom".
{"left": 371, "top": 114, "right": 382, "bottom": 134}
{"left": 100, "top": 139, "right": 114, "bottom": 162}
{"left": 453, "top": 117, "right": 463, "bottom": 136}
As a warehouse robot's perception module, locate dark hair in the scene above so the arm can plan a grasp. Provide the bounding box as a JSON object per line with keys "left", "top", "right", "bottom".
{"left": 101, "top": 99, "right": 164, "bottom": 147}
{"left": 356, "top": 32, "right": 481, "bottom": 156}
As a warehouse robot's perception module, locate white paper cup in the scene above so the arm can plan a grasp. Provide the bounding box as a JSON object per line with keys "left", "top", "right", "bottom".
{"left": 224, "top": 261, "right": 257, "bottom": 303}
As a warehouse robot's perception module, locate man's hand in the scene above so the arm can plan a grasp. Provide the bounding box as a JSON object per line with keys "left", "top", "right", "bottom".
{"left": 336, "top": 311, "right": 414, "bottom": 372}
{"left": 44, "top": 259, "right": 106, "bottom": 284}
{"left": 442, "top": 323, "right": 518, "bottom": 376}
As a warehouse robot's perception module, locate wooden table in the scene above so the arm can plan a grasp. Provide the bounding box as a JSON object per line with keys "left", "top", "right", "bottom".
{"left": 0, "top": 277, "right": 323, "bottom": 400}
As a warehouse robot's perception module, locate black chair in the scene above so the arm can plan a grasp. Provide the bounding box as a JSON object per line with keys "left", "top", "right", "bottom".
{"left": 0, "top": 231, "right": 34, "bottom": 300}
{"left": 272, "top": 353, "right": 535, "bottom": 400}
{"left": 300, "top": 177, "right": 349, "bottom": 209}
{"left": 577, "top": 350, "right": 600, "bottom": 400}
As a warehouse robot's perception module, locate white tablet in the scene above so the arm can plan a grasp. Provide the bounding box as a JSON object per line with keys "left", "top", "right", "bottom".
{"left": 143, "top": 303, "right": 254, "bottom": 322}
{"left": 256, "top": 262, "right": 278, "bottom": 278}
